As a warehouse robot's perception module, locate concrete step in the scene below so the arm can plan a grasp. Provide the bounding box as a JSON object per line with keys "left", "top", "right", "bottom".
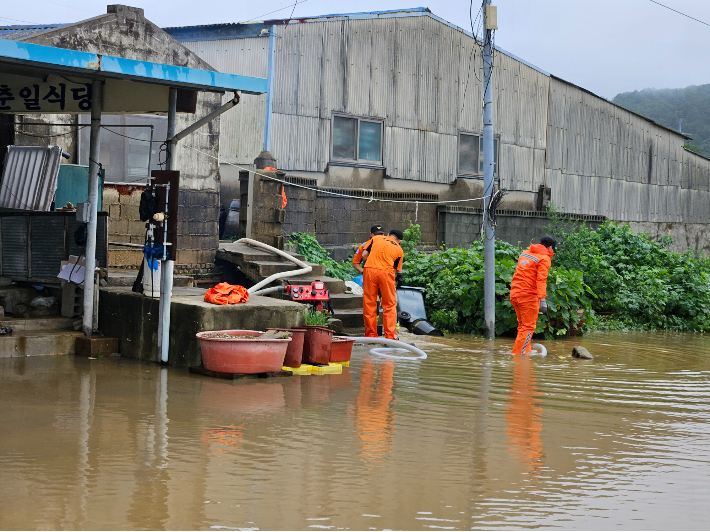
{"left": 331, "top": 309, "right": 365, "bottom": 328}
{"left": 329, "top": 293, "right": 364, "bottom": 310}
{"left": 249, "top": 261, "right": 326, "bottom": 279}
{"left": 0, "top": 329, "right": 84, "bottom": 357}
{"left": 0, "top": 316, "right": 75, "bottom": 331}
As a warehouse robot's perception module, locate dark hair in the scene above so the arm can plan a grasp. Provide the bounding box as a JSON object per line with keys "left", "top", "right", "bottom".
{"left": 540, "top": 235, "right": 557, "bottom": 250}
{"left": 389, "top": 229, "right": 404, "bottom": 240}
{"left": 370, "top": 224, "right": 384, "bottom": 235}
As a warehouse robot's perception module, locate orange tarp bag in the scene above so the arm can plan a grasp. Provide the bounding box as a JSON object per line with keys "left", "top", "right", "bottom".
{"left": 204, "top": 283, "right": 250, "bottom": 305}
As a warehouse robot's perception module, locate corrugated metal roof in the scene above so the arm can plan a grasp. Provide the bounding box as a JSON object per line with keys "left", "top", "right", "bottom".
{"left": 0, "top": 24, "right": 65, "bottom": 40}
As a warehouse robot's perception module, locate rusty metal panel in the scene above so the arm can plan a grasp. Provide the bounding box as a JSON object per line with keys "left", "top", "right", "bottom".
{"left": 29, "top": 215, "right": 66, "bottom": 280}
{"left": 1, "top": 215, "right": 28, "bottom": 278}
{"left": 0, "top": 146, "right": 64, "bottom": 211}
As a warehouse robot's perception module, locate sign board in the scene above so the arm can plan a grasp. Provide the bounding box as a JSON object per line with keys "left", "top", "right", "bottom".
{"left": 0, "top": 73, "right": 195, "bottom": 114}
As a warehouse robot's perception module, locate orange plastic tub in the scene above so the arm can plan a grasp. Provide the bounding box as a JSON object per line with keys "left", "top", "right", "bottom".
{"left": 330, "top": 337, "right": 355, "bottom": 362}
{"left": 301, "top": 326, "right": 333, "bottom": 365}
{"left": 196, "top": 330, "right": 290, "bottom": 374}
{"left": 267, "top": 328, "right": 306, "bottom": 368}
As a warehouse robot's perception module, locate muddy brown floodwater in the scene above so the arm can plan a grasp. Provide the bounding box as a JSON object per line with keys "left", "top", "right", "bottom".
{"left": 1, "top": 331, "right": 709, "bottom": 530}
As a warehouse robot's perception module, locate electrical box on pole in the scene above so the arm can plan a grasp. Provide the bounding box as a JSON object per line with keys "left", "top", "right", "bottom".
{"left": 482, "top": 0, "right": 496, "bottom": 340}
{"left": 485, "top": 5, "right": 498, "bottom": 30}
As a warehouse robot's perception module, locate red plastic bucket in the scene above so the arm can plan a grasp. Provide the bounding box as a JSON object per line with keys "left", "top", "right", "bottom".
{"left": 267, "top": 328, "right": 306, "bottom": 368}
{"left": 301, "top": 326, "right": 333, "bottom": 365}
{"left": 330, "top": 337, "right": 355, "bottom": 362}
{"left": 196, "top": 330, "right": 290, "bottom": 374}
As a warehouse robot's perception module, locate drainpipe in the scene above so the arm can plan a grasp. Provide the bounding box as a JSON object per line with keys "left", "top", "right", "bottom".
{"left": 82, "top": 79, "right": 103, "bottom": 336}
{"left": 264, "top": 25, "right": 276, "bottom": 152}
{"left": 157, "top": 90, "right": 241, "bottom": 365}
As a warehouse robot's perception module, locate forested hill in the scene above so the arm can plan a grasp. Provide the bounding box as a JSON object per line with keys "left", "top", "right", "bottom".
{"left": 612, "top": 84, "right": 710, "bottom": 158}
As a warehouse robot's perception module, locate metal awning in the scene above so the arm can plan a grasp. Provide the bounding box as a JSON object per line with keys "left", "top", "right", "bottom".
{"left": 0, "top": 38, "right": 267, "bottom": 114}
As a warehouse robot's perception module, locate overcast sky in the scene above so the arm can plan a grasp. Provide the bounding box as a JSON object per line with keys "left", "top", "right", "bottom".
{"left": 2, "top": 0, "right": 709, "bottom": 99}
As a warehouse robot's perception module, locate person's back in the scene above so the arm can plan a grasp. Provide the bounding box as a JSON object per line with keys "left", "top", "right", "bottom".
{"left": 363, "top": 234, "right": 403, "bottom": 273}
{"left": 510, "top": 243, "right": 553, "bottom": 300}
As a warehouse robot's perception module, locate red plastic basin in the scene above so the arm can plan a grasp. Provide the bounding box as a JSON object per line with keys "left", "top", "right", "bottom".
{"left": 196, "top": 329, "right": 291, "bottom": 374}
{"left": 301, "top": 326, "right": 333, "bottom": 365}
{"left": 330, "top": 337, "right": 355, "bottom": 362}
{"left": 267, "top": 328, "right": 306, "bottom": 368}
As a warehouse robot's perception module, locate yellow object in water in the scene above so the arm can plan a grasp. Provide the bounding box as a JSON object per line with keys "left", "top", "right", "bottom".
{"left": 331, "top": 360, "right": 350, "bottom": 367}
{"left": 282, "top": 363, "right": 343, "bottom": 375}
{"left": 283, "top": 365, "right": 312, "bottom": 375}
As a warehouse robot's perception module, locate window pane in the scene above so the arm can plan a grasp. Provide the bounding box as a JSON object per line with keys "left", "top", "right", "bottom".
{"left": 478, "top": 137, "right": 499, "bottom": 174}
{"left": 358, "top": 121, "right": 382, "bottom": 162}
{"left": 459, "top": 134, "right": 479, "bottom": 174}
{"left": 333, "top": 116, "right": 357, "bottom": 160}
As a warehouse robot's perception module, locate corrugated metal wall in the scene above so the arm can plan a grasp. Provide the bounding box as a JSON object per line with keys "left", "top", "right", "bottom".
{"left": 270, "top": 17, "right": 549, "bottom": 185}
{"left": 182, "top": 38, "right": 268, "bottom": 165}
{"left": 545, "top": 77, "right": 710, "bottom": 222}
{"left": 179, "top": 14, "right": 710, "bottom": 225}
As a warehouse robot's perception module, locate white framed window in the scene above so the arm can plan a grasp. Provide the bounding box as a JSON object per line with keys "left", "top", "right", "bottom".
{"left": 458, "top": 132, "right": 498, "bottom": 177}
{"left": 331, "top": 114, "right": 384, "bottom": 165}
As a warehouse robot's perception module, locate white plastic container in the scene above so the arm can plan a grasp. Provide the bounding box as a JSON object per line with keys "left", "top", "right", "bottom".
{"left": 142, "top": 256, "right": 161, "bottom": 297}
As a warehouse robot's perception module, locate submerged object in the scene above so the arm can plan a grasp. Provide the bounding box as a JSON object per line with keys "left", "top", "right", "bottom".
{"left": 530, "top": 343, "right": 547, "bottom": 357}
{"left": 572, "top": 346, "right": 594, "bottom": 359}
{"left": 396, "top": 286, "right": 443, "bottom": 336}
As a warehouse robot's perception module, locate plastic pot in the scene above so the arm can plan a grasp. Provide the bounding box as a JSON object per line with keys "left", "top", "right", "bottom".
{"left": 330, "top": 337, "right": 355, "bottom": 362}
{"left": 301, "top": 326, "right": 333, "bottom": 365}
{"left": 267, "top": 327, "right": 306, "bottom": 368}
{"left": 196, "top": 329, "right": 290, "bottom": 374}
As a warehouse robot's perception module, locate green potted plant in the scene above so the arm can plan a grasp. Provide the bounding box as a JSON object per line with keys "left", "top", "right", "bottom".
{"left": 301, "top": 307, "right": 333, "bottom": 365}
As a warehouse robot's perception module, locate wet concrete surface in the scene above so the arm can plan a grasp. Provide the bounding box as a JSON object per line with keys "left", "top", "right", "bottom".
{"left": 1, "top": 331, "right": 709, "bottom": 529}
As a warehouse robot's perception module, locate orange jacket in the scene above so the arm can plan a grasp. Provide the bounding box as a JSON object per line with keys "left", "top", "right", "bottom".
{"left": 510, "top": 244, "right": 554, "bottom": 300}
{"left": 352, "top": 240, "right": 369, "bottom": 266}
{"left": 360, "top": 234, "right": 403, "bottom": 272}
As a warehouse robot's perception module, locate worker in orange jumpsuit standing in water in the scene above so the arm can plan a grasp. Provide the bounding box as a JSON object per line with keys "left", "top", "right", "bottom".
{"left": 510, "top": 236, "right": 556, "bottom": 355}
{"left": 353, "top": 226, "right": 404, "bottom": 339}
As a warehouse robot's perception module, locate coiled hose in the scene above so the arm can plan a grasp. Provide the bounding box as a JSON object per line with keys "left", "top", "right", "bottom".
{"left": 336, "top": 336, "right": 427, "bottom": 360}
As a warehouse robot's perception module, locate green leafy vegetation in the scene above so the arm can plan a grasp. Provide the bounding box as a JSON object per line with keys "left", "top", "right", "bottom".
{"left": 400, "top": 224, "right": 596, "bottom": 338}
{"left": 613, "top": 84, "right": 710, "bottom": 158}
{"left": 288, "top": 232, "right": 357, "bottom": 281}
{"left": 551, "top": 222, "right": 710, "bottom": 331}
{"left": 304, "top": 306, "right": 330, "bottom": 326}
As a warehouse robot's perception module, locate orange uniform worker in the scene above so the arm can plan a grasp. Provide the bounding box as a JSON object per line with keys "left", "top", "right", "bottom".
{"left": 353, "top": 224, "right": 384, "bottom": 268}
{"left": 509, "top": 236, "right": 556, "bottom": 355}
{"left": 353, "top": 227, "right": 404, "bottom": 339}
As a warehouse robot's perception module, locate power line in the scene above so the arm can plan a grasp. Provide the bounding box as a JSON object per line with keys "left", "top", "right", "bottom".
{"left": 243, "top": 0, "right": 311, "bottom": 23}
{"left": 648, "top": 0, "right": 710, "bottom": 27}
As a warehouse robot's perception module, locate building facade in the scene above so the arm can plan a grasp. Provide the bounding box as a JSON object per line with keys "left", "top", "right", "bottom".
{"left": 167, "top": 8, "right": 710, "bottom": 254}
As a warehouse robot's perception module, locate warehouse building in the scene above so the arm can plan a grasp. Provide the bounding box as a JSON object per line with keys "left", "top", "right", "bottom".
{"left": 166, "top": 7, "right": 710, "bottom": 254}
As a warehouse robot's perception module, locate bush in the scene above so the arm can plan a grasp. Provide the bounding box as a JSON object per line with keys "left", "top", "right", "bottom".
{"left": 552, "top": 222, "right": 710, "bottom": 331}
{"left": 400, "top": 224, "right": 596, "bottom": 338}
{"left": 287, "top": 232, "right": 357, "bottom": 281}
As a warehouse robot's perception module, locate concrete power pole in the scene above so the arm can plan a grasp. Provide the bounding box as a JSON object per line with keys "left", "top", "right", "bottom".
{"left": 482, "top": 0, "right": 497, "bottom": 340}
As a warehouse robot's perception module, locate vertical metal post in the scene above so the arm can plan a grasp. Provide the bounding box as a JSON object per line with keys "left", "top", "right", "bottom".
{"left": 482, "top": 0, "right": 496, "bottom": 340}
{"left": 263, "top": 26, "right": 276, "bottom": 152}
{"left": 82, "top": 79, "right": 103, "bottom": 336}
{"left": 158, "top": 88, "right": 177, "bottom": 364}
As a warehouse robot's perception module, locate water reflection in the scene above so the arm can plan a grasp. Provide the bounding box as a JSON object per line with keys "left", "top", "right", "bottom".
{"left": 2, "top": 331, "right": 710, "bottom": 529}
{"left": 352, "top": 357, "right": 395, "bottom": 467}
{"left": 505, "top": 354, "right": 544, "bottom": 475}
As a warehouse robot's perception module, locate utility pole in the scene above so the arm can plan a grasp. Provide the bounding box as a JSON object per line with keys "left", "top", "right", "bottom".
{"left": 482, "top": 0, "right": 497, "bottom": 340}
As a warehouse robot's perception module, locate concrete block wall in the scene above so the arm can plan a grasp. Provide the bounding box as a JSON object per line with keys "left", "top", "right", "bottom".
{"left": 239, "top": 172, "right": 286, "bottom": 249}
{"left": 281, "top": 185, "right": 437, "bottom": 247}
{"left": 104, "top": 184, "right": 146, "bottom": 267}
{"left": 437, "top": 206, "right": 606, "bottom": 249}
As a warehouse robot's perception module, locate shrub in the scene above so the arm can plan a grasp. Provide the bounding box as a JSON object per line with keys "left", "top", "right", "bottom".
{"left": 288, "top": 232, "right": 357, "bottom": 281}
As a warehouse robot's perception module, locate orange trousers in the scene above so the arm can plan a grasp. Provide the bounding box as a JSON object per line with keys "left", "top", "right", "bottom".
{"left": 363, "top": 268, "right": 397, "bottom": 339}
{"left": 511, "top": 295, "right": 539, "bottom": 354}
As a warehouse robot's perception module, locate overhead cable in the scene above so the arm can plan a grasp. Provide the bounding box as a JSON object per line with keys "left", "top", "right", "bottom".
{"left": 648, "top": 0, "right": 710, "bottom": 28}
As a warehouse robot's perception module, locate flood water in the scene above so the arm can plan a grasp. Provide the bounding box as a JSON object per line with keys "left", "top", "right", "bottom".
{"left": 1, "top": 331, "right": 709, "bottom": 530}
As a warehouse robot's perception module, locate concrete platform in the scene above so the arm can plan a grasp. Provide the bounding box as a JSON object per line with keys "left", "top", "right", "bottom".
{"left": 0, "top": 329, "right": 83, "bottom": 358}
{"left": 106, "top": 268, "right": 194, "bottom": 287}
{"left": 98, "top": 286, "right": 306, "bottom": 369}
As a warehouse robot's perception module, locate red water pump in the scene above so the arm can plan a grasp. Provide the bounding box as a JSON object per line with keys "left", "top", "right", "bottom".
{"left": 283, "top": 280, "right": 332, "bottom": 312}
